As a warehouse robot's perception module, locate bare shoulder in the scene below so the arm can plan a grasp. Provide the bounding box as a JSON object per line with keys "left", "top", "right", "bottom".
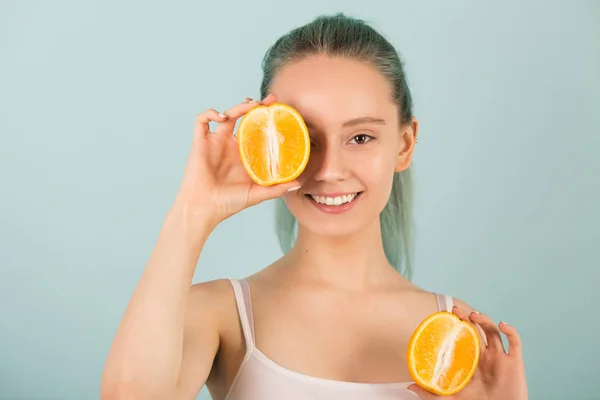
{"left": 437, "top": 292, "right": 481, "bottom": 317}
{"left": 407, "top": 281, "right": 479, "bottom": 314}
{"left": 452, "top": 297, "right": 478, "bottom": 314}
{"left": 397, "top": 283, "right": 480, "bottom": 325}
{"left": 188, "top": 279, "right": 236, "bottom": 308}
{"left": 186, "top": 278, "right": 238, "bottom": 326}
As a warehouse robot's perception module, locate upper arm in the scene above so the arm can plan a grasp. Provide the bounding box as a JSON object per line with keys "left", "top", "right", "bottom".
{"left": 175, "top": 280, "right": 231, "bottom": 399}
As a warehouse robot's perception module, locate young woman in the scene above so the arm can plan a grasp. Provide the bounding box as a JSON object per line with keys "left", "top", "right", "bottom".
{"left": 101, "top": 14, "right": 528, "bottom": 400}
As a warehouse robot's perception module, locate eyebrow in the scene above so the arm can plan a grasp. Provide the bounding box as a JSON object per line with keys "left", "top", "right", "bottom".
{"left": 342, "top": 116, "right": 386, "bottom": 127}
{"left": 305, "top": 116, "right": 386, "bottom": 129}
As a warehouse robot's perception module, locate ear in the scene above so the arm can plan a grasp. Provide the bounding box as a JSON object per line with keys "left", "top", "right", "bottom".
{"left": 395, "top": 117, "right": 418, "bottom": 172}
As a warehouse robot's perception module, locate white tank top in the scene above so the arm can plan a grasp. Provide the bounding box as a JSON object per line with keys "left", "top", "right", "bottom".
{"left": 224, "top": 279, "right": 454, "bottom": 400}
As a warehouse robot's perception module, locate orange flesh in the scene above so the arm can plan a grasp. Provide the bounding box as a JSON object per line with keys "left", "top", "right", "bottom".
{"left": 407, "top": 311, "right": 480, "bottom": 396}
{"left": 237, "top": 103, "right": 310, "bottom": 186}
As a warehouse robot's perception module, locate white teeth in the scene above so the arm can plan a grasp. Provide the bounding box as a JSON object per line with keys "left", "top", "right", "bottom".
{"left": 310, "top": 193, "right": 358, "bottom": 206}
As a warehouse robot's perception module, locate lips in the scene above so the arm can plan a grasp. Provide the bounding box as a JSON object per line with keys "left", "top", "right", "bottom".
{"left": 309, "top": 193, "right": 359, "bottom": 206}
{"left": 303, "top": 191, "right": 364, "bottom": 214}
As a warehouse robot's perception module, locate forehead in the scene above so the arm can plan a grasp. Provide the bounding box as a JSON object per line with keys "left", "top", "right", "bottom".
{"left": 268, "top": 55, "right": 397, "bottom": 127}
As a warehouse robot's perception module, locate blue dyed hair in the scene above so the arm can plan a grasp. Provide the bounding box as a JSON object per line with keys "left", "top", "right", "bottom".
{"left": 260, "top": 14, "right": 415, "bottom": 279}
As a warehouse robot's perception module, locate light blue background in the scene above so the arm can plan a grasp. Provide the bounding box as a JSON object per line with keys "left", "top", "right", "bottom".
{"left": 1, "top": 1, "right": 598, "bottom": 399}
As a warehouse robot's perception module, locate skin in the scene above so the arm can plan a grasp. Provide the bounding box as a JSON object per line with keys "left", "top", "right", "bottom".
{"left": 100, "top": 55, "right": 528, "bottom": 400}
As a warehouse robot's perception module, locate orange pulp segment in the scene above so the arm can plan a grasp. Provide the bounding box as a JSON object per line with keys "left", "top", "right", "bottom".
{"left": 407, "top": 311, "right": 480, "bottom": 396}
{"left": 237, "top": 103, "right": 310, "bottom": 186}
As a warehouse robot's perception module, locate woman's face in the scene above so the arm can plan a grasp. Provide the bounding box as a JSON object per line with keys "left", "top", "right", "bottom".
{"left": 269, "top": 54, "right": 417, "bottom": 238}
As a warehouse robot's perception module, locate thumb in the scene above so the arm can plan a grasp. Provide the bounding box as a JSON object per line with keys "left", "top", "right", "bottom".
{"left": 247, "top": 181, "right": 301, "bottom": 205}
{"left": 407, "top": 384, "right": 437, "bottom": 399}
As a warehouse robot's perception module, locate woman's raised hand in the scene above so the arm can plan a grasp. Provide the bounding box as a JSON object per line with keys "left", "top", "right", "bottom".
{"left": 174, "top": 94, "right": 301, "bottom": 231}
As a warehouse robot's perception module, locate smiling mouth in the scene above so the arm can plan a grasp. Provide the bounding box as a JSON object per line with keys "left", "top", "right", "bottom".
{"left": 306, "top": 192, "right": 363, "bottom": 206}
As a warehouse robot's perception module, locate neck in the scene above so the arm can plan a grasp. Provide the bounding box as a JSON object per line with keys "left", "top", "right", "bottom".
{"left": 282, "top": 218, "right": 398, "bottom": 290}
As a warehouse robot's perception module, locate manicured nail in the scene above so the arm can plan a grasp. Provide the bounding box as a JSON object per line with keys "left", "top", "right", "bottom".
{"left": 287, "top": 186, "right": 301, "bottom": 192}
{"left": 218, "top": 112, "right": 227, "bottom": 118}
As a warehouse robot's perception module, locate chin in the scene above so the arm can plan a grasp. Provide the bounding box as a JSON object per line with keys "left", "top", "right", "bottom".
{"left": 297, "top": 217, "right": 367, "bottom": 238}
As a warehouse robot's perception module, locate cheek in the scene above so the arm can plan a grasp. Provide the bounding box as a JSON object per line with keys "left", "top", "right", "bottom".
{"left": 355, "top": 150, "right": 396, "bottom": 179}
{"left": 355, "top": 152, "right": 397, "bottom": 203}
{"left": 282, "top": 191, "right": 305, "bottom": 215}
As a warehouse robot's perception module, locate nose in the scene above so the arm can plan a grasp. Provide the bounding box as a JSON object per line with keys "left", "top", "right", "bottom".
{"left": 312, "top": 144, "right": 350, "bottom": 183}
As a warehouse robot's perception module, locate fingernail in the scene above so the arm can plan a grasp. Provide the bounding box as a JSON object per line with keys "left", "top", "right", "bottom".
{"left": 245, "top": 97, "right": 253, "bottom": 103}
{"left": 287, "top": 186, "right": 301, "bottom": 192}
{"left": 218, "top": 112, "right": 227, "bottom": 118}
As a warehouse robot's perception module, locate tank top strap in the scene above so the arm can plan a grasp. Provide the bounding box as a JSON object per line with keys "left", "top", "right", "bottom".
{"left": 435, "top": 293, "right": 454, "bottom": 312}
{"left": 229, "top": 278, "right": 255, "bottom": 349}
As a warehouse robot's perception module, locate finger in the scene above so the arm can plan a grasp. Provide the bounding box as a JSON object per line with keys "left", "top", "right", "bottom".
{"left": 451, "top": 305, "right": 471, "bottom": 322}
{"left": 406, "top": 384, "right": 438, "bottom": 399}
{"left": 452, "top": 306, "right": 488, "bottom": 349}
{"left": 247, "top": 181, "right": 301, "bottom": 206}
{"left": 194, "top": 109, "right": 228, "bottom": 139}
{"left": 470, "top": 311, "right": 505, "bottom": 353}
{"left": 260, "top": 92, "right": 278, "bottom": 105}
{"left": 214, "top": 99, "right": 262, "bottom": 135}
{"left": 499, "top": 321, "right": 522, "bottom": 358}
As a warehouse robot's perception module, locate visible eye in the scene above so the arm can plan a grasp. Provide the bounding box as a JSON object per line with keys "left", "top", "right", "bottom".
{"left": 349, "top": 134, "right": 374, "bottom": 145}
